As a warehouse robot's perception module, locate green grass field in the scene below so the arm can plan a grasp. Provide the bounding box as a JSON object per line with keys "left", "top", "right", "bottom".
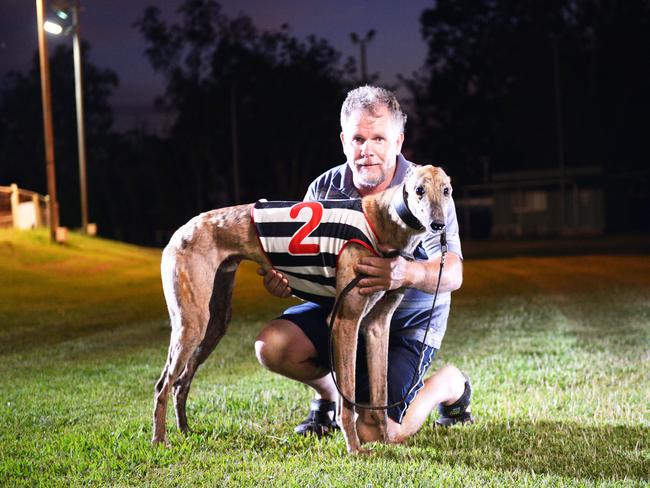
{"left": 1, "top": 229, "right": 648, "bottom": 487}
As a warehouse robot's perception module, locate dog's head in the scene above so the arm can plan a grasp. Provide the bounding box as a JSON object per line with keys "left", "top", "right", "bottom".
{"left": 402, "top": 165, "right": 453, "bottom": 233}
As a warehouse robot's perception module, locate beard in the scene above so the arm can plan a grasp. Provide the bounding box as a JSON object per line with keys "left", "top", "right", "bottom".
{"left": 356, "top": 169, "right": 386, "bottom": 188}
{"left": 352, "top": 157, "right": 390, "bottom": 189}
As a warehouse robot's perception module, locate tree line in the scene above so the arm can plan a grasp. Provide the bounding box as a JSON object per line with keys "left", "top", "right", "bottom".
{"left": 1, "top": 0, "right": 648, "bottom": 245}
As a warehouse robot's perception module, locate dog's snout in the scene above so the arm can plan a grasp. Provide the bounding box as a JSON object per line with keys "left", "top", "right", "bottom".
{"left": 431, "top": 222, "right": 445, "bottom": 231}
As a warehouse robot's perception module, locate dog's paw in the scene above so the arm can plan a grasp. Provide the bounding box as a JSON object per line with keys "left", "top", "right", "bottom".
{"left": 347, "top": 445, "right": 371, "bottom": 456}
{"left": 151, "top": 435, "right": 170, "bottom": 447}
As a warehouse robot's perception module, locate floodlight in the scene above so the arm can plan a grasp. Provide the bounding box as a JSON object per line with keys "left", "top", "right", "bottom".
{"left": 44, "top": 2, "right": 73, "bottom": 36}
{"left": 43, "top": 20, "right": 63, "bottom": 35}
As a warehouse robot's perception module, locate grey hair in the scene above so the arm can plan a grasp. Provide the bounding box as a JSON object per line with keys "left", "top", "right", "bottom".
{"left": 340, "top": 85, "right": 407, "bottom": 133}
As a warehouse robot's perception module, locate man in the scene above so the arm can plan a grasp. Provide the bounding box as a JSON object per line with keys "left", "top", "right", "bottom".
{"left": 255, "top": 86, "right": 473, "bottom": 444}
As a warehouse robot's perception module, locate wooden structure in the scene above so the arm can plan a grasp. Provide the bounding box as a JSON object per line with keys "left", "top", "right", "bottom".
{"left": 0, "top": 184, "right": 49, "bottom": 230}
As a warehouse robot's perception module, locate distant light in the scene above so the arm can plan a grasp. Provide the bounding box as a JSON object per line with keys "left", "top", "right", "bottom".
{"left": 56, "top": 10, "right": 69, "bottom": 20}
{"left": 44, "top": 21, "right": 63, "bottom": 35}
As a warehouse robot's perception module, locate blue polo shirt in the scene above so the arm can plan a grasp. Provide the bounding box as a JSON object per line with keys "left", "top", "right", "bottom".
{"left": 303, "top": 155, "right": 462, "bottom": 348}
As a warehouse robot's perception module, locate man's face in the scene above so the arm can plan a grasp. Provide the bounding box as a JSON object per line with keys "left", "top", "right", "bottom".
{"left": 340, "top": 105, "right": 404, "bottom": 194}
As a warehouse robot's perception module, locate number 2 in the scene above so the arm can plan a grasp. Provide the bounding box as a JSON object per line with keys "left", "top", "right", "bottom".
{"left": 288, "top": 202, "right": 323, "bottom": 255}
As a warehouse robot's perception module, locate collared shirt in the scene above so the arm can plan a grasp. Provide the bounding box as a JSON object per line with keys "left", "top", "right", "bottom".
{"left": 303, "top": 154, "right": 463, "bottom": 348}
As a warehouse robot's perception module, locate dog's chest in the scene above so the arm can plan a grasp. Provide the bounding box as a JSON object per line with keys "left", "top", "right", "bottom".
{"left": 252, "top": 200, "right": 379, "bottom": 303}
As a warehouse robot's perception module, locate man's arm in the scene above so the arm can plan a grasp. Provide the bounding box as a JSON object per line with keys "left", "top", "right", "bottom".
{"left": 353, "top": 194, "right": 464, "bottom": 296}
{"left": 353, "top": 252, "right": 463, "bottom": 295}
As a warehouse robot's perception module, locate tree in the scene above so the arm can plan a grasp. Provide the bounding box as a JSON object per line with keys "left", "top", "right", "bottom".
{"left": 0, "top": 43, "right": 118, "bottom": 228}
{"left": 406, "top": 0, "right": 650, "bottom": 191}
{"left": 134, "top": 0, "right": 355, "bottom": 214}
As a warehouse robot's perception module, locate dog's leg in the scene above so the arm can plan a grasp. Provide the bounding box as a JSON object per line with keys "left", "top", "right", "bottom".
{"left": 152, "top": 350, "right": 172, "bottom": 443}
{"left": 332, "top": 309, "right": 367, "bottom": 454}
{"left": 334, "top": 247, "right": 375, "bottom": 455}
{"left": 172, "top": 257, "right": 240, "bottom": 434}
{"left": 152, "top": 249, "right": 218, "bottom": 445}
{"left": 360, "top": 290, "right": 404, "bottom": 443}
{"left": 152, "top": 320, "right": 204, "bottom": 444}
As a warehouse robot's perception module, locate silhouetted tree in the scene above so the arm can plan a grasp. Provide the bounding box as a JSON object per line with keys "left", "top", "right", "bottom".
{"left": 0, "top": 43, "right": 118, "bottom": 228}
{"left": 135, "top": 0, "right": 355, "bottom": 213}
{"left": 406, "top": 0, "right": 650, "bottom": 194}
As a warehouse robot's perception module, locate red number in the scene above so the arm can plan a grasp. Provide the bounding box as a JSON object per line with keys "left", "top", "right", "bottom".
{"left": 288, "top": 202, "right": 323, "bottom": 255}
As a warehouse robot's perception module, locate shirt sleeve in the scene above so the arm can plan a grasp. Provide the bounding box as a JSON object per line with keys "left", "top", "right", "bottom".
{"left": 303, "top": 180, "right": 318, "bottom": 201}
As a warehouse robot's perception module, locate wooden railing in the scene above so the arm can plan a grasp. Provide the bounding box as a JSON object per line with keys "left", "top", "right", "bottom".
{"left": 0, "top": 184, "right": 49, "bottom": 229}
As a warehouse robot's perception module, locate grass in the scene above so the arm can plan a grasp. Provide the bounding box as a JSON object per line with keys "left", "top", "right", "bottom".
{"left": 0, "top": 228, "right": 648, "bottom": 487}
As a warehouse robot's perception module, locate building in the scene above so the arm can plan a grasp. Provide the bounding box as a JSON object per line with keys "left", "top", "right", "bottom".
{"left": 456, "top": 167, "right": 604, "bottom": 238}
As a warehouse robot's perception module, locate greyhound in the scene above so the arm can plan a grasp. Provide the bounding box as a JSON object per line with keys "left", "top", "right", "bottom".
{"left": 152, "top": 164, "right": 453, "bottom": 454}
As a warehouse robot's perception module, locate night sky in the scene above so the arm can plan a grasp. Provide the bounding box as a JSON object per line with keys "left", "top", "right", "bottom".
{"left": 1, "top": 0, "right": 434, "bottom": 131}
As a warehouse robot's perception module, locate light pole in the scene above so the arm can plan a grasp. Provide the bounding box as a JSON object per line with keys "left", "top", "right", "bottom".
{"left": 552, "top": 37, "right": 566, "bottom": 233}
{"left": 36, "top": 0, "right": 60, "bottom": 242}
{"left": 350, "top": 30, "right": 375, "bottom": 83}
{"left": 71, "top": 0, "right": 89, "bottom": 233}
{"left": 44, "top": 0, "right": 89, "bottom": 234}
{"left": 230, "top": 85, "right": 241, "bottom": 204}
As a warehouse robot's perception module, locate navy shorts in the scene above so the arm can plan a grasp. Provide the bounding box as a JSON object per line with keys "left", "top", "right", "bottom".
{"left": 278, "top": 300, "right": 437, "bottom": 423}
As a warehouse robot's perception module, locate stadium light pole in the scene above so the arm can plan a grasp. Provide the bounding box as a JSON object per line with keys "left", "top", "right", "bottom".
{"left": 71, "top": 0, "right": 89, "bottom": 234}
{"left": 350, "top": 30, "right": 375, "bottom": 83}
{"left": 36, "top": 0, "right": 60, "bottom": 242}
{"left": 44, "top": 0, "right": 89, "bottom": 234}
{"left": 552, "top": 37, "right": 566, "bottom": 233}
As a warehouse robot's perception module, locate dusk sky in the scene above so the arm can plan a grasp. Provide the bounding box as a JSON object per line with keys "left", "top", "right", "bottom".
{"left": 1, "top": 0, "right": 435, "bottom": 131}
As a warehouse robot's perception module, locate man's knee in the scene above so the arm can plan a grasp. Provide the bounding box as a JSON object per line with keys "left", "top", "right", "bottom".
{"left": 255, "top": 320, "right": 290, "bottom": 369}
{"left": 255, "top": 319, "right": 314, "bottom": 372}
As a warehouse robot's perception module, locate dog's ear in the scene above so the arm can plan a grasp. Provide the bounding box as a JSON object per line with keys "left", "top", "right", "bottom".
{"left": 404, "top": 163, "right": 422, "bottom": 181}
{"left": 436, "top": 166, "right": 452, "bottom": 186}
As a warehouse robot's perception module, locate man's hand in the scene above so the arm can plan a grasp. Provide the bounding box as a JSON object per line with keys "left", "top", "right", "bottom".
{"left": 355, "top": 252, "right": 463, "bottom": 296}
{"left": 257, "top": 267, "right": 292, "bottom": 298}
{"left": 353, "top": 255, "right": 412, "bottom": 295}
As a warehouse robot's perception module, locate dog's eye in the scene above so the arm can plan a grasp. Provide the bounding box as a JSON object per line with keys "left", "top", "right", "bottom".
{"left": 443, "top": 187, "right": 450, "bottom": 197}
{"left": 415, "top": 186, "right": 425, "bottom": 197}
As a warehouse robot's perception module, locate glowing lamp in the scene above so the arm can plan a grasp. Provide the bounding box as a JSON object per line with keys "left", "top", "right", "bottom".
{"left": 43, "top": 20, "right": 63, "bottom": 34}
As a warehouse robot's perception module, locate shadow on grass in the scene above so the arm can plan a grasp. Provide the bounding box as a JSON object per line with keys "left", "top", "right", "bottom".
{"left": 152, "top": 406, "right": 649, "bottom": 480}
{"left": 153, "top": 417, "right": 648, "bottom": 482}
{"left": 4, "top": 417, "right": 646, "bottom": 486}
{"left": 405, "top": 419, "right": 648, "bottom": 482}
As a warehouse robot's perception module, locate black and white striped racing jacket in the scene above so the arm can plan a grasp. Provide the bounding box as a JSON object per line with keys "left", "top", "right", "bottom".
{"left": 251, "top": 199, "right": 380, "bottom": 304}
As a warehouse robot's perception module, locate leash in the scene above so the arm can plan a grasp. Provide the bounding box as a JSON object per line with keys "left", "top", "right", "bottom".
{"left": 327, "top": 231, "right": 448, "bottom": 411}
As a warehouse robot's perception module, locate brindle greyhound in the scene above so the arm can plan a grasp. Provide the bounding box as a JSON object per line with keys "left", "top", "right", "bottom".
{"left": 152, "top": 165, "right": 453, "bottom": 454}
